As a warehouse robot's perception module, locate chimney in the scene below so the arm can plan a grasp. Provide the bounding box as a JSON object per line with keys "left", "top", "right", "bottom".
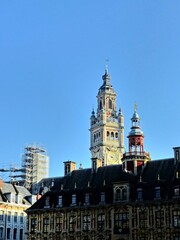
{"left": 64, "top": 161, "right": 76, "bottom": 176}
{"left": 92, "top": 158, "right": 103, "bottom": 173}
{"left": 173, "top": 147, "right": 180, "bottom": 163}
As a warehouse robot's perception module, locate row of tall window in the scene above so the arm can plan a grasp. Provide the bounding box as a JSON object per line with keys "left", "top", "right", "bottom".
{"left": 107, "top": 131, "right": 118, "bottom": 140}
{"left": 99, "top": 99, "right": 113, "bottom": 110}
{"left": 45, "top": 185, "right": 180, "bottom": 210}
{"left": 45, "top": 186, "right": 128, "bottom": 209}
{"left": 55, "top": 192, "right": 106, "bottom": 208}
{"left": 31, "top": 212, "right": 128, "bottom": 234}
{"left": 132, "top": 208, "right": 180, "bottom": 229}
{"left": 93, "top": 131, "right": 119, "bottom": 143}
{"left": 30, "top": 209, "right": 180, "bottom": 237}
{"left": 0, "top": 211, "right": 24, "bottom": 223}
{"left": 93, "top": 132, "right": 101, "bottom": 143}
{"left": 137, "top": 185, "right": 180, "bottom": 201}
{"left": 0, "top": 227, "right": 24, "bottom": 240}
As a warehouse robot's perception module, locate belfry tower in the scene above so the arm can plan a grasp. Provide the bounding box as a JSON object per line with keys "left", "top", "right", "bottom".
{"left": 90, "top": 68, "right": 124, "bottom": 165}
{"left": 122, "top": 106, "right": 151, "bottom": 174}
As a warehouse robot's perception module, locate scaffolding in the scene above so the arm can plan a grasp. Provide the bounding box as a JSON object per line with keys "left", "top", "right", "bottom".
{"left": 0, "top": 144, "right": 49, "bottom": 193}
{"left": 21, "top": 144, "right": 49, "bottom": 192}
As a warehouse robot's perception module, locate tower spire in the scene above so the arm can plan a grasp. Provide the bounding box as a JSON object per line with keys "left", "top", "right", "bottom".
{"left": 90, "top": 68, "right": 124, "bottom": 166}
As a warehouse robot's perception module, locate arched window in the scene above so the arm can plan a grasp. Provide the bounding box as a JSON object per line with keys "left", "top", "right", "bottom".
{"left": 111, "top": 132, "right": 114, "bottom": 139}
{"left": 114, "top": 185, "right": 128, "bottom": 202}
{"left": 99, "top": 100, "right": 102, "bottom": 110}
{"left": 122, "top": 188, "right": 127, "bottom": 200}
{"left": 107, "top": 131, "right": 110, "bottom": 137}
{"left": 115, "top": 188, "right": 121, "bottom": 201}
{"left": 115, "top": 132, "right": 118, "bottom": 139}
{"left": 109, "top": 99, "right": 112, "bottom": 109}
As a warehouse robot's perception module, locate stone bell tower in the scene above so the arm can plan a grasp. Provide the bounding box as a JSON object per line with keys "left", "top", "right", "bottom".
{"left": 90, "top": 67, "right": 124, "bottom": 166}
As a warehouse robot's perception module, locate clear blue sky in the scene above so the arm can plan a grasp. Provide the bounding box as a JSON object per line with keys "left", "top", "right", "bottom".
{"left": 0, "top": 1, "right": 180, "bottom": 178}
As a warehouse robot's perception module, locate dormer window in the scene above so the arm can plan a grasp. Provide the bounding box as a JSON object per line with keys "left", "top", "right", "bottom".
{"left": 57, "top": 195, "right": 63, "bottom": 207}
{"left": 137, "top": 188, "right": 143, "bottom": 201}
{"left": 85, "top": 193, "right": 90, "bottom": 205}
{"left": 174, "top": 186, "right": 180, "bottom": 197}
{"left": 100, "top": 192, "right": 105, "bottom": 204}
{"left": 114, "top": 185, "right": 129, "bottom": 202}
{"left": 11, "top": 194, "right": 15, "bottom": 203}
{"left": 71, "top": 194, "right": 76, "bottom": 206}
{"left": 44, "top": 196, "right": 50, "bottom": 208}
{"left": 155, "top": 187, "right": 161, "bottom": 199}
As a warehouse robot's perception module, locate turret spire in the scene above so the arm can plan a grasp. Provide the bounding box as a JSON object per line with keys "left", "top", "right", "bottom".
{"left": 122, "top": 105, "right": 151, "bottom": 174}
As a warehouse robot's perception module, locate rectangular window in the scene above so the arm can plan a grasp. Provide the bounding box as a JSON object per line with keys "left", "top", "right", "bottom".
{"left": 83, "top": 215, "right": 90, "bottom": 232}
{"left": 14, "top": 212, "right": 18, "bottom": 223}
{"left": 100, "top": 192, "right": 105, "bottom": 203}
{"left": 7, "top": 211, "right": 11, "bottom": 222}
{"left": 0, "top": 227, "right": 3, "bottom": 238}
{"left": 173, "top": 210, "right": 180, "bottom": 227}
{"left": 72, "top": 194, "right": 76, "bottom": 205}
{"left": 0, "top": 211, "right": 3, "bottom": 221}
{"left": 97, "top": 213, "right": 105, "bottom": 231}
{"left": 31, "top": 218, "right": 37, "bottom": 233}
{"left": 56, "top": 216, "right": 63, "bottom": 232}
{"left": 155, "top": 210, "right": 164, "bottom": 228}
{"left": 139, "top": 211, "right": 148, "bottom": 228}
{"left": 44, "top": 196, "right": 50, "bottom": 208}
{"left": 155, "top": 187, "right": 161, "bottom": 199}
{"left": 114, "top": 212, "right": 129, "bottom": 234}
{"left": 50, "top": 217, "right": 54, "bottom": 230}
{"left": 20, "top": 229, "right": 23, "bottom": 240}
{"left": 7, "top": 228, "right": 10, "bottom": 240}
{"left": 58, "top": 195, "right": 62, "bottom": 206}
{"left": 77, "top": 215, "right": 81, "bottom": 229}
{"left": 137, "top": 188, "right": 142, "bottom": 200}
{"left": 13, "top": 228, "right": 17, "bottom": 240}
{"left": 174, "top": 186, "right": 180, "bottom": 197}
{"left": 20, "top": 213, "right": 23, "bottom": 224}
{"left": 43, "top": 217, "right": 49, "bottom": 233}
{"left": 69, "top": 215, "right": 76, "bottom": 232}
{"left": 85, "top": 193, "right": 90, "bottom": 205}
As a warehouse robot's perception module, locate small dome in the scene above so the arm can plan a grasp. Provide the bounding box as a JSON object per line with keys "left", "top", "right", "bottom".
{"left": 131, "top": 111, "right": 140, "bottom": 121}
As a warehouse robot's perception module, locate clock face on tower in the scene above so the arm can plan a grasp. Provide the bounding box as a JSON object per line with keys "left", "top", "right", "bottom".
{"left": 108, "top": 151, "right": 119, "bottom": 165}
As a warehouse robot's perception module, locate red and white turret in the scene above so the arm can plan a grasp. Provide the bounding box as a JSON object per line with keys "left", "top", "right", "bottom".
{"left": 122, "top": 105, "right": 151, "bottom": 174}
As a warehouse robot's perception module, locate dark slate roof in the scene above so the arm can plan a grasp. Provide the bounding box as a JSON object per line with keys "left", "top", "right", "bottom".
{"left": 28, "top": 158, "right": 180, "bottom": 211}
